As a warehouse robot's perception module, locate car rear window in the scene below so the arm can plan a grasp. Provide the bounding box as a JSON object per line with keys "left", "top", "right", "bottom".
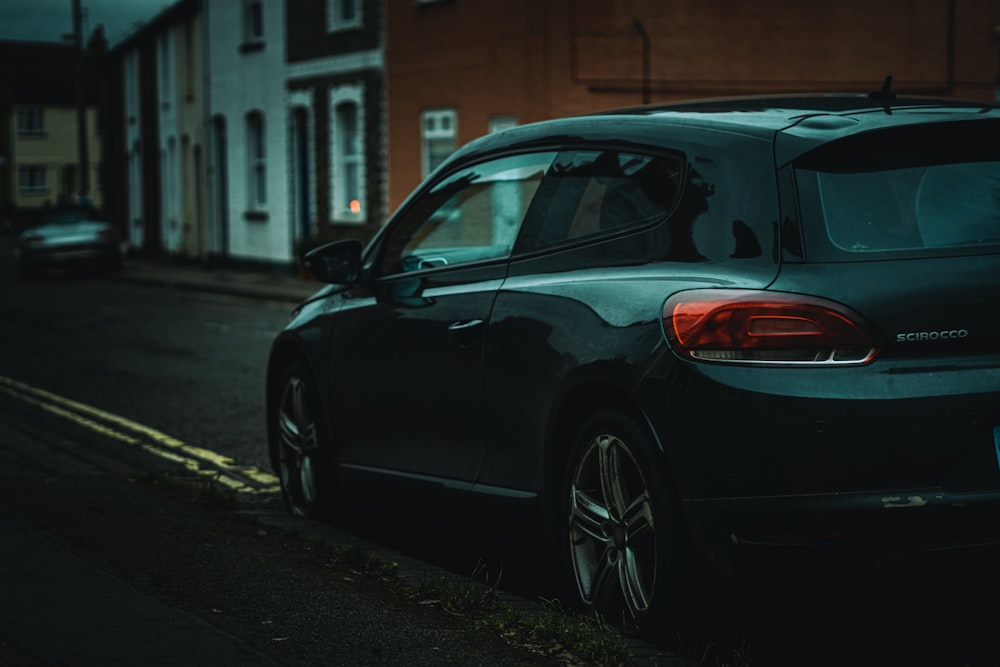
{"left": 794, "top": 120, "right": 1000, "bottom": 260}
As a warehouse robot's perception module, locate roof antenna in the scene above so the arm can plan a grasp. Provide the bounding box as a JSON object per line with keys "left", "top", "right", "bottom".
{"left": 868, "top": 75, "right": 896, "bottom": 113}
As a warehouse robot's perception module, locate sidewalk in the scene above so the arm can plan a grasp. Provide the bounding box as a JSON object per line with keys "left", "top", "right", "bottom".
{"left": 110, "top": 255, "right": 322, "bottom": 304}
{"left": 0, "top": 418, "right": 288, "bottom": 667}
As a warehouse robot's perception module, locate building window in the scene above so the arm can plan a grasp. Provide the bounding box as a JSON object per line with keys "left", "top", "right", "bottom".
{"left": 243, "top": 0, "right": 264, "bottom": 45}
{"left": 327, "top": 0, "right": 362, "bottom": 31}
{"left": 330, "top": 85, "right": 366, "bottom": 224}
{"left": 17, "top": 108, "right": 44, "bottom": 136}
{"left": 18, "top": 165, "right": 47, "bottom": 193}
{"left": 166, "top": 136, "right": 178, "bottom": 221}
{"left": 247, "top": 111, "right": 267, "bottom": 211}
{"left": 128, "top": 142, "right": 142, "bottom": 232}
{"left": 489, "top": 115, "right": 517, "bottom": 134}
{"left": 183, "top": 19, "right": 195, "bottom": 100}
{"left": 421, "top": 109, "right": 456, "bottom": 179}
{"left": 158, "top": 35, "right": 172, "bottom": 109}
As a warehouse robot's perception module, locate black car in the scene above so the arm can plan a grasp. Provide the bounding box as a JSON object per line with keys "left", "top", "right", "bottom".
{"left": 266, "top": 86, "right": 1000, "bottom": 632}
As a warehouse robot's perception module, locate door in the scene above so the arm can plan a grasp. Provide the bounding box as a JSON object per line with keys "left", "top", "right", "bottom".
{"left": 330, "top": 151, "right": 555, "bottom": 483}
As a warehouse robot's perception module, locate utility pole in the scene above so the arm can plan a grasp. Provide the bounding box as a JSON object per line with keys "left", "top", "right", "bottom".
{"left": 73, "top": 0, "right": 90, "bottom": 200}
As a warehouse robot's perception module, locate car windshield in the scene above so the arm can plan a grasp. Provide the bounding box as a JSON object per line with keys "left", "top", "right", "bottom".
{"left": 795, "top": 121, "right": 1000, "bottom": 260}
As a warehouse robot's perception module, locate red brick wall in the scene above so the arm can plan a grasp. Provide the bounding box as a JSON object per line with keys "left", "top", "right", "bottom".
{"left": 387, "top": 0, "right": 1000, "bottom": 211}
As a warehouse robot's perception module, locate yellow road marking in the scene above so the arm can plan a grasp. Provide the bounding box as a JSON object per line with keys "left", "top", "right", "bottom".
{"left": 0, "top": 375, "right": 280, "bottom": 493}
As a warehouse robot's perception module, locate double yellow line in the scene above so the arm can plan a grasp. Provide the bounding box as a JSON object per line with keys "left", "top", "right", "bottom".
{"left": 0, "top": 374, "right": 280, "bottom": 495}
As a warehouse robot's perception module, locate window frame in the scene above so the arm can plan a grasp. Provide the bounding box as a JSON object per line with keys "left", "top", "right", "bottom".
{"left": 513, "top": 147, "right": 684, "bottom": 255}
{"left": 17, "top": 108, "right": 44, "bottom": 136}
{"left": 246, "top": 110, "right": 267, "bottom": 215}
{"left": 421, "top": 108, "right": 457, "bottom": 180}
{"left": 327, "top": 0, "right": 362, "bottom": 32}
{"left": 488, "top": 115, "right": 517, "bottom": 135}
{"left": 158, "top": 34, "right": 173, "bottom": 109}
{"left": 376, "top": 151, "right": 556, "bottom": 278}
{"left": 18, "top": 165, "right": 47, "bottom": 193}
{"left": 330, "top": 85, "right": 366, "bottom": 225}
{"left": 241, "top": 0, "right": 265, "bottom": 49}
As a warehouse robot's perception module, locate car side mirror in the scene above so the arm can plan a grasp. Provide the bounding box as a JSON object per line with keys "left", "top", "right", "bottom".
{"left": 304, "top": 239, "right": 363, "bottom": 284}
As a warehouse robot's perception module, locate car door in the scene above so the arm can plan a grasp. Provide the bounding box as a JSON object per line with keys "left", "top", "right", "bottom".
{"left": 329, "top": 151, "right": 555, "bottom": 484}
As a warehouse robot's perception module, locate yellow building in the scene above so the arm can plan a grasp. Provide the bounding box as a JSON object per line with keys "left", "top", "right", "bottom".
{"left": 0, "top": 40, "right": 103, "bottom": 219}
{"left": 10, "top": 104, "right": 102, "bottom": 210}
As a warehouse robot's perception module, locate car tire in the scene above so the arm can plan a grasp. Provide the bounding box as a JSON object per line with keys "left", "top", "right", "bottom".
{"left": 561, "top": 409, "right": 690, "bottom": 634}
{"left": 272, "top": 359, "right": 337, "bottom": 519}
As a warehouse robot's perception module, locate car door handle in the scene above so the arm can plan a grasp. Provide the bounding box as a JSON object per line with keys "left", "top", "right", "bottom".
{"left": 448, "top": 319, "right": 485, "bottom": 348}
{"left": 448, "top": 319, "right": 484, "bottom": 332}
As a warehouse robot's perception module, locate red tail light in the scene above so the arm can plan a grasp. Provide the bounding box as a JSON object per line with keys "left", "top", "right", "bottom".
{"left": 662, "top": 289, "right": 881, "bottom": 365}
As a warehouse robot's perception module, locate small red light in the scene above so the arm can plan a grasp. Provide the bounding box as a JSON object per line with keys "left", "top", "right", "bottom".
{"left": 349, "top": 199, "right": 361, "bottom": 215}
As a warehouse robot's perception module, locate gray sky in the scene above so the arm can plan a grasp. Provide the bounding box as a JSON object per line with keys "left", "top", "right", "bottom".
{"left": 0, "top": 0, "right": 174, "bottom": 46}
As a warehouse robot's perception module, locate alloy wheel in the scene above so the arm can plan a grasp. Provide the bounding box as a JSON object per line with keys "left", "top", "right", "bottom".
{"left": 277, "top": 374, "right": 320, "bottom": 516}
{"left": 568, "top": 431, "right": 657, "bottom": 630}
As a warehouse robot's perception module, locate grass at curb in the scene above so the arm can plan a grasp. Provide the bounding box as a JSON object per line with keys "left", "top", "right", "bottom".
{"left": 248, "top": 516, "right": 637, "bottom": 666}
{"left": 163, "top": 473, "right": 751, "bottom": 666}
{"left": 383, "top": 557, "right": 633, "bottom": 666}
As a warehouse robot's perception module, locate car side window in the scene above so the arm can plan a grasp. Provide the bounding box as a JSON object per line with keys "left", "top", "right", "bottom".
{"left": 379, "top": 152, "right": 555, "bottom": 276}
{"left": 517, "top": 149, "right": 682, "bottom": 252}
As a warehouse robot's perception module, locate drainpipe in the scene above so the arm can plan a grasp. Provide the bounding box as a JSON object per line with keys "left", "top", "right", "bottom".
{"left": 634, "top": 19, "right": 651, "bottom": 105}
{"left": 994, "top": 21, "right": 1000, "bottom": 101}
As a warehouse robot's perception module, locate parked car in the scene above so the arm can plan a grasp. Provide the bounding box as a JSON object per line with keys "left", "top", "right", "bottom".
{"left": 266, "top": 84, "right": 1000, "bottom": 633}
{"left": 16, "top": 207, "right": 122, "bottom": 277}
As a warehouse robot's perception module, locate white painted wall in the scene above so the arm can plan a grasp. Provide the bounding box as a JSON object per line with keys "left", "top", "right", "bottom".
{"left": 204, "top": 0, "right": 291, "bottom": 264}
{"left": 177, "top": 13, "right": 206, "bottom": 259}
{"left": 156, "top": 29, "right": 182, "bottom": 253}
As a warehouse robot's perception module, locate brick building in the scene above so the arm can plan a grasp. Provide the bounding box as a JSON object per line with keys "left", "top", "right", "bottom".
{"left": 385, "top": 0, "right": 1000, "bottom": 211}
{"left": 285, "top": 0, "right": 387, "bottom": 252}
{"left": 94, "top": 0, "right": 1000, "bottom": 269}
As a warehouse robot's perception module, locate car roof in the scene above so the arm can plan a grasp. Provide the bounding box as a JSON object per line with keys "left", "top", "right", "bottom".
{"left": 452, "top": 88, "right": 1000, "bottom": 169}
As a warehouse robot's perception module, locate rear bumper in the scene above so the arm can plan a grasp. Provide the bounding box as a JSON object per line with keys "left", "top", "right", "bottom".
{"left": 642, "top": 353, "right": 1000, "bottom": 582}
{"left": 684, "top": 487, "right": 1000, "bottom": 583}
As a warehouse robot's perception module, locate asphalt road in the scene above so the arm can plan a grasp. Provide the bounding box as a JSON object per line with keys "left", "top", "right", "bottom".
{"left": 2, "top": 236, "right": 999, "bottom": 666}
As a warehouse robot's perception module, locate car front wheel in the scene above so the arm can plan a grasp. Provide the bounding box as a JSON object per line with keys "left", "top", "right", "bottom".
{"left": 563, "top": 409, "right": 688, "bottom": 634}
{"left": 273, "top": 359, "right": 336, "bottom": 518}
